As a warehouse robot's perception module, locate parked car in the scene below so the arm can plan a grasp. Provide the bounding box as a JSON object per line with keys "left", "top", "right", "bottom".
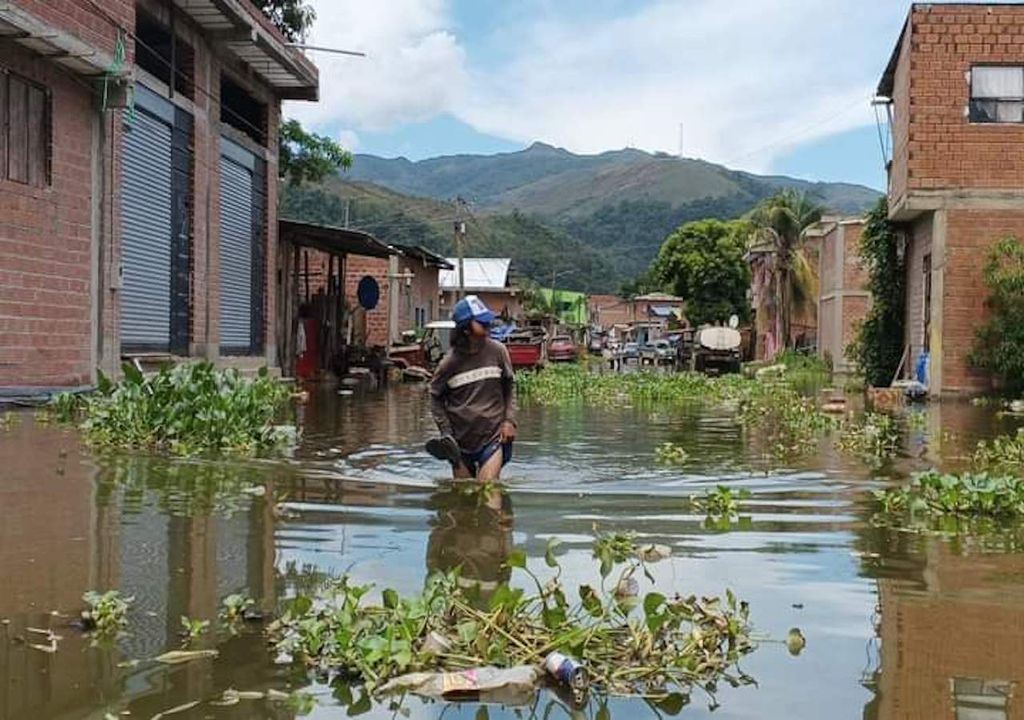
{"left": 548, "top": 335, "right": 578, "bottom": 363}
{"left": 642, "top": 339, "right": 675, "bottom": 365}
{"left": 621, "top": 342, "right": 640, "bottom": 361}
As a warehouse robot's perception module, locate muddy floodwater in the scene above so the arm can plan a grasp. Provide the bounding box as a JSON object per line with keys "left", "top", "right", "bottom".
{"left": 2, "top": 383, "right": 1024, "bottom": 719}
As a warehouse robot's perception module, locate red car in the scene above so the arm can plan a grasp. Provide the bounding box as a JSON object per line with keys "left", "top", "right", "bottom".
{"left": 548, "top": 335, "right": 578, "bottom": 363}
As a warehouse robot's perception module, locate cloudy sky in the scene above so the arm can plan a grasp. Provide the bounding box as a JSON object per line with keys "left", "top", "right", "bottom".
{"left": 283, "top": 1, "right": 932, "bottom": 190}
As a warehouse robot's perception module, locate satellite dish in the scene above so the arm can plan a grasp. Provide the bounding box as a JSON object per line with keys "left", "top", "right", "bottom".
{"left": 357, "top": 276, "right": 380, "bottom": 310}
{"left": 728, "top": 314, "right": 739, "bottom": 329}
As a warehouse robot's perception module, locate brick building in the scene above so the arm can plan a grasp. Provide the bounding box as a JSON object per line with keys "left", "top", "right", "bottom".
{"left": 878, "top": 3, "right": 1024, "bottom": 394}
{"left": 0, "top": 0, "right": 318, "bottom": 389}
{"left": 390, "top": 245, "right": 452, "bottom": 340}
{"left": 814, "top": 217, "right": 870, "bottom": 374}
{"left": 439, "top": 258, "right": 523, "bottom": 321}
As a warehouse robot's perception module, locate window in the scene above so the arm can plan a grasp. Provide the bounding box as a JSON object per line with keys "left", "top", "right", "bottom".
{"left": 135, "top": 4, "right": 195, "bottom": 99}
{"left": 970, "top": 66, "right": 1024, "bottom": 123}
{"left": 1, "top": 69, "right": 51, "bottom": 187}
{"left": 220, "top": 75, "right": 267, "bottom": 145}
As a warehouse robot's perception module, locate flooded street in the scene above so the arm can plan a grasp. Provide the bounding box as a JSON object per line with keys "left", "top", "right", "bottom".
{"left": 2, "top": 384, "right": 1024, "bottom": 719}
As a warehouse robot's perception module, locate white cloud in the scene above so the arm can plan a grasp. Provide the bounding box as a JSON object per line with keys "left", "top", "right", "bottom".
{"left": 284, "top": 0, "right": 468, "bottom": 130}
{"left": 336, "top": 128, "right": 360, "bottom": 151}
{"left": 286, "top": 0, "right": 909, "bottom": 171}
{"left": 457, "top": 0, "right": 903, "bottom": 171}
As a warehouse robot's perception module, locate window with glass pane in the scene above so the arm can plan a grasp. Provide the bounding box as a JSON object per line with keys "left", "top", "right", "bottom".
{"left": 970, "top": 66, "right": 1024, "bottom": 123}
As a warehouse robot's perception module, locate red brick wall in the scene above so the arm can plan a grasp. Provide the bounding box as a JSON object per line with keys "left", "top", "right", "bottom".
{"left": 842, "top": 224, "right": 868, "bottom": 290}
{"left": 0, "top": 45, "right": 95, "bottom": 387}
{"left": 888, "top": 19, "right": 913, "bottom": 207}
{"left": 941, "top": 209, "right": 1024, "bottom": 392}
{"left": 345, "top": 256, "right": 389, "bottom": 347}
{"left": 895, "top": 4, "right": 1024, "bottom": 201}
{"left": 18, "top": 0, "right": 134, "bottom": 61}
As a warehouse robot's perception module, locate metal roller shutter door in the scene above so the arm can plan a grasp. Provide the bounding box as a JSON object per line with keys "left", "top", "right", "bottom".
{"left": 121, "top": 109, "right": 172, "bottom": 349}
{"left": 219, "top": 153, "right": 254, "bottom": 351}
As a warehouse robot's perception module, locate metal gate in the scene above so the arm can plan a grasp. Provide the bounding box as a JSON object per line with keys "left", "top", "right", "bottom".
{"left": 121, "top": 106, "right": 172, "bottom": 350}
{"left": 219, "top": 149, "right": 252, "bottom": 352}
{"left": 120, "top": 86, "right": 192, "bottom": 354}
{"left": 219, "top": 138, "right": 265, "bottom": 355}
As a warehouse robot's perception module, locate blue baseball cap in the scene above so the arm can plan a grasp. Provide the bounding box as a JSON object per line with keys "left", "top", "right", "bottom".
{"left": 452, "top": 295, "right": 495, "bottom": 327}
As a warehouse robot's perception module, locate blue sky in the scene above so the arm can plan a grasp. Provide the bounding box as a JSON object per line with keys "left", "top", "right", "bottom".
{"left": 284, "top": 1, "right": 955, "bottom": 192}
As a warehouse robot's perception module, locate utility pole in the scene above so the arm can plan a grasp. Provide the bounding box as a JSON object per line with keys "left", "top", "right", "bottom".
{"left": 344, "top": 199, "right": 350, "bottom": 229}
{"left": 454, "top": 197, "right": 467, "bottom": 300}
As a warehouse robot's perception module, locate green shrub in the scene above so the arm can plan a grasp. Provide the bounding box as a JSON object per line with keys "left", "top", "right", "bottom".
{"left": 59, "top": 362, "right": 292, "bottom": 456}
{"left": 847, "top": 198, "right": 905, "bottom": 387}
{"left": 969, "top": 236, "right": 1024, "bottom": 394}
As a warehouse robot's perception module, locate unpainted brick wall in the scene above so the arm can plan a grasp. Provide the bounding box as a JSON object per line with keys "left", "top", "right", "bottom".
{"left": 0, "top": 45, "right": 96, "bottom": 386}
{"left": 892, "top": 4, "right": 1024, "bottom": 200}
{"left": 345, "top": 256, "right": 389, "bottom": 347}
{"left": 941, "top": 209, "right": 1024, "bottom": 392}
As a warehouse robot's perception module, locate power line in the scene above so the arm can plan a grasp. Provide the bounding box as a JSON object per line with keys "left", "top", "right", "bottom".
{"left": 721, "top": 93, "right": 873, "bottom": 168}
{"left": 80, "top": 0, "right": 276, "bottom": 140}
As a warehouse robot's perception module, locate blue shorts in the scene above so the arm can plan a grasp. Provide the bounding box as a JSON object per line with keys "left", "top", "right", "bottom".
{"left": 461, "top": 439, "right": 513, "bottom": 476}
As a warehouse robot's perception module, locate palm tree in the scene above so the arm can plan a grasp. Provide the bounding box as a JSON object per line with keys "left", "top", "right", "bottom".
{"left": 747, "top": 190, "right": 823, "bottom": 358}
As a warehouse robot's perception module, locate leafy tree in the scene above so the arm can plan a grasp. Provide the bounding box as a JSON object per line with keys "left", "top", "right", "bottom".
{"left": 847, "top": 198, "right": 905, "bottom": 387}
{"left": 652, "top": 219, "right": 752, "bottom": 326}
{"left": 251, "top": 0, "right": 315, "bottom": 42}
{"left": 279, "top": 120, "right": 352, "bottom": 186}
{"left": 747, "top": 190, "right": 823, "bottom": 353}
{"left": 969, "top": 236, "right": 1024, "bottom": 394}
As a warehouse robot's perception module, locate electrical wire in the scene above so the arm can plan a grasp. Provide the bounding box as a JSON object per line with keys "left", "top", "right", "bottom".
{"left": 721, "top": 92, "right": 874, "bottom": 168}
{"left": 80, "top": 0, "right": 273, "bottom": 141}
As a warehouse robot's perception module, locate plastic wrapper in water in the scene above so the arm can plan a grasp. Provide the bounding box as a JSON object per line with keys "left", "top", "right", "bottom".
{"left": 378, "top": 665, "right": 540, "bottom": 705}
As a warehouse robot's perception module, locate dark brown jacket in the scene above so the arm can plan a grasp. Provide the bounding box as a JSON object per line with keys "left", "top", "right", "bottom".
{"left": 429, "top": 337, "right": 517, "bottom": 452}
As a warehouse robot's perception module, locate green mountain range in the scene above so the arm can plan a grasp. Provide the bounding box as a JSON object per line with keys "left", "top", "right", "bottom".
{"left": 281, "top": 143, "right": 881, "bottom": 293}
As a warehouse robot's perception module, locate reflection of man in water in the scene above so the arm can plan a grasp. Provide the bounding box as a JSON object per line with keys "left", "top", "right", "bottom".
{"left": 425, "top": 485, "right": 513, "bottom": 603}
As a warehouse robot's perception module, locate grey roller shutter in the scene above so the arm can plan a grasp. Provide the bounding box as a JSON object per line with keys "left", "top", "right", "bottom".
{"left": 219, "top": 149, "right": 254, "bottom": 352}
{"left": 121, "top": 108, "right": 173, "bottom": 350}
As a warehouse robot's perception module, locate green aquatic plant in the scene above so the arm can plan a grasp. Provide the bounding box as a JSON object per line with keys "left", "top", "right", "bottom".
{"left": 974, "top": 428, "right": 1024, "bottom": 475}
{"left": 266, "top": 533, "right": 755, "bottom": 704}
{"left": 736, "top": 382, "right": 835, "bottom": 457}
{"left": 691, "top": 485, "right": 751, "bottom": 522}
{"left": 655, "top": 442, "right": 690, "bottom": 465}
{"left": 57, "top": 362, "right": 293, "bottom": 456}
{"left": 873, "top": 470, "right": 1024, "bottom": 529}
{"left": 81, "top": 590, "right": 133, "bottom": 636}
{"left": 180, "top": 616, "right": 211, "bottom": 644}
{"left": 837, "top": 413, "right": 901, "bottom": 462}
{"left": 221, "top": 593, "right": 256, "bottom": 624}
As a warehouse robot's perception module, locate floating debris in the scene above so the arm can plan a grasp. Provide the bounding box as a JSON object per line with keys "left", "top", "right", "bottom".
{"left": 153, "top": 649, "right": 219, "bottom": 665}
{"left": 266, "top": 533, "right": 755, "bottom": 705}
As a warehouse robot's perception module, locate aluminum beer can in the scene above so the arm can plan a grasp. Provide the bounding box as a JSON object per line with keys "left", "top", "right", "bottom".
{"left": 544, "top": 651, "right": 589, "bottom": 690}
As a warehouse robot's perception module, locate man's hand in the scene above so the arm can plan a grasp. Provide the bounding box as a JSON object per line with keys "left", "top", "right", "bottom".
{"left": 500, "top": 420, "right": 517, "bottom": 443}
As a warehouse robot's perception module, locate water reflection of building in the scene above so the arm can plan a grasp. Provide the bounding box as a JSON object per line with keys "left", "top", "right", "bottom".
{"left": 0, "top": 421, "right": 281, "bottom": 719}
{"left": 865, "top": 538, "right": 1024, "bottom": 720}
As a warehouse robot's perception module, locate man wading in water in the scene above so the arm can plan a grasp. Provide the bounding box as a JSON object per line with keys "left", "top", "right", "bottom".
{"left": 426, "top": 295, "right": 517, "bottom": 480}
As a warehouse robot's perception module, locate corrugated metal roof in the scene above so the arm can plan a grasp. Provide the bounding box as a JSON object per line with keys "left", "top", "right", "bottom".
{"left": 439, "top": 258, "right": 512, "bottom": 290}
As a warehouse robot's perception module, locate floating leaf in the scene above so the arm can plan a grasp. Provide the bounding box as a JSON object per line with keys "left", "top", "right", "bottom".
{"left": 382, "top": 589, "right": 399, "bottom": 610}
{"left": 153, "top": 649, "right": 218, "bottom": 665}
{"left": 506, "top": 548, "right": 527, "bottom": 569}
{"left": 544, "top": 538, "right": 562, "bottom": 568}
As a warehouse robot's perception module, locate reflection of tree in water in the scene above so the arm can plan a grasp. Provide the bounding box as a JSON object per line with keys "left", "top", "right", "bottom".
{"left": 426, "top": 484, "right": 513, "bottom": 604}
{"left": 95, "top": 455, "right": 274, "bottom": 518}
